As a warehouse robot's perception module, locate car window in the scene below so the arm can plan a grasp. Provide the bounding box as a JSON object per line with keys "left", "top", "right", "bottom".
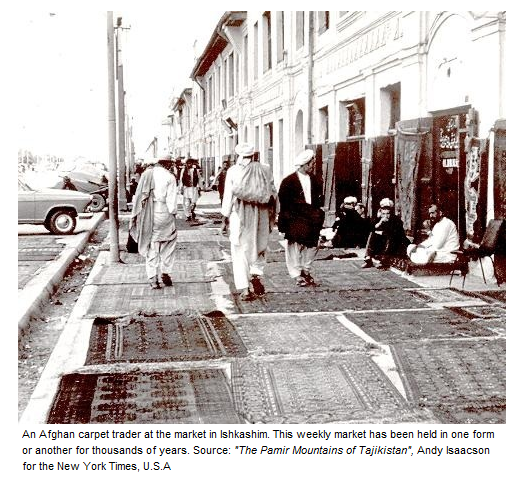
{"left": 18, "top": 179, "right": 32, "bottom": 191}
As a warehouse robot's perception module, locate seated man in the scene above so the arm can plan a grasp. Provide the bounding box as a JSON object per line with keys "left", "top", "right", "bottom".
{"left": 361, "top": 203, "right": 410, "bottom": 269}
{"left": 407, "top": 204, "right": 459, "bottom": 264}
{"left": 331, "top": 196, "right": 363, "bottom": 248}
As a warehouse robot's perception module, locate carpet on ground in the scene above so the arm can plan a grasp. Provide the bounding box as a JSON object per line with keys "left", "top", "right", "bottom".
{"left": 429, "top": 397, "right": 506, "bottom": 424}
{"left": 85, "top": 313, "right": 247, "bottom": 364}
{"left": 47, "top": 369, "right": 242, "bottom": 424}
{"left": 410, "top": 288, "right": 482, "bottom": 304}
{"left": 18, "top": 247, "right": 62, "bottom": 261}
{"left": 229, "top": 289, "right": 429, "bottom": 314}
{"left": 231, "top": 356, "right": 436, "bottom": 424}
{"left": 18, "top": 262, "right": 43, "bottom": 289}
{"left": 85, "top": 283, "right": 215, "bottom": 317}
{"left": 391, "top": 338, "right": 506, "bottom": 421}
{"left": 230, "top": 313, "right": 365, "bottom": 355}
{"left": 346, "top": 309, "right": 495, "bottom": 343}
{"left": 88, "top": 262, "right": 215, "bottom": 284}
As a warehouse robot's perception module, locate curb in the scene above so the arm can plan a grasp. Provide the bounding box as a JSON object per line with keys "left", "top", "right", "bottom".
{"left": 18, "top": 212, "right": 107, "bottom": 341}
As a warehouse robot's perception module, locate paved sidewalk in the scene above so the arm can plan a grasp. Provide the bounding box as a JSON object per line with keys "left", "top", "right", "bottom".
{"left": 20, "top": 191, "right": 506, "bottom": 424}
{"left": 18, "top": 212, "right": 106, "bottom": 340}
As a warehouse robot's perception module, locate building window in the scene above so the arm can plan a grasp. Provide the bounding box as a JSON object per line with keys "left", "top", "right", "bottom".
{"left": 296, "top": 12, "right": 304, "bottom": 50}
{"left": 208, "top": 76, "right": 213, "bottom": 113}
{"left": 264, "top": 122, "right": 274, "bottom": 168}
{"left": 276, "top": 12, "right": 285, "bottom": 63}
{"left": 278, "top": 118, "right": 284, "bottom": 177}
{"left": 318, "top": 11, "right": 329, "bottom": 34}
{"left": 380, "top": 83, "right": 401, "bottom": 134}
{"left": 254, "top": 125, "right": 260, "bottom": 151}
{"left": 254, "top": 22, "right": 259, "bottom": 80}
{"left": 217, "top": 65, "right": 222, "bottom": 107}
{"left": 243, "top": 34, "right": 249, "bottom": 87}
{"left": 263, "top": 12, "right": 272, "bottom": 72}
{"left": 341, "top": 98, "right": 365, "bottom": 138}
{"left": 319, "top": 106, "right": 329, "bottom": 143}
{"left": 202, "top": 87, "right": 207, "bottom": 116}
{"left": 228, "top": 53, "right": 234, "bottom": 98}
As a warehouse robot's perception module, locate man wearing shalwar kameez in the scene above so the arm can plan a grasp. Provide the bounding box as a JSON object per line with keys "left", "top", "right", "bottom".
{"left": 129, "top": 154, "right": 178, "bottom": 289}
{"left": 278, "top": 150, "right": 324, "bottom": 286}
{"left": 221, "top": 143, "right": 278, "bottom": 301}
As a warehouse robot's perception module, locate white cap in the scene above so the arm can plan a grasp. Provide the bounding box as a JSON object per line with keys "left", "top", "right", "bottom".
{"left": 380, "top": 197, "right": 394, "bottom": 208}
{"left": 343, "top": 196, "right": 357, "bottom": 204}
{"left": 144, "top": 158, "right": 159, "bottom": 166}
{"left": 234, "top": 142, "right": 255, "bottom": 158}
{"left": 295, "top": 149, "right": 315, "bottom": 166}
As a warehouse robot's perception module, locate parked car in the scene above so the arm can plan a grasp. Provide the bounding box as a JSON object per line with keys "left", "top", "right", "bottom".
{"left": 18, "top": 179, "right": 93, "bottom": 235}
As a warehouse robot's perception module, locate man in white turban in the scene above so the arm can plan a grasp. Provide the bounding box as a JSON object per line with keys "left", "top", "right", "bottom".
{"left": 129, "top": 153, "right": 178, "bottom": 289}
{"left": 221, "top": 143, "right": 278, "bottom": 300}
{"left": 278, "top": 149, "right": 324, "bottom": 286}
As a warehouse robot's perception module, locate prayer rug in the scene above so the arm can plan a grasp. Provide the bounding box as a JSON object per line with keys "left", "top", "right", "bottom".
{"left": 231, "top": 356, "right": 433, "bottom": 424}
{"left": 229, "top": 289, "right": 429, "bottom": 314}
{"left": 121, "top": 244, "right": 226, "bottom": 264}
{"left": 346, "top": 309, "right": 494, "bottom": 343}
{"left": 466, "top": 290, "right": 506, "bottom": 304}
{"left": 88, "top": 262, "right": 215, "bottom": 284}
{"left": 429, "top": 397, "right": 506, "bottom": 424}
{"left": 177, "top": 228, "right": 222, "bottom": 243}
{"left": 410, "top": 288, "right": 481, "bottom": 304}
{"left": 18, "top": 262, "right": 43, "bottom": 289}
{"left": 391, "top": 339, "right": 506, "bottom": 405}
{"left": 18, "top": 235, "right": 65, "bottom": 248}
{"left": 230, "top": 314, "right": 365, "bottom": 355}
{"left": 219, "top": 261, "right": 417, "bottom": 293}
{"left": 85, "top": 283, "right": 215, "bottom": 317}
{"left": 18, "top": 247, "right": 62, "bottom": 261}
{"left": 450, "top": 305, "right": 506, "bottom": 320}
{"left": 47, "top": 369, "right": 242, "bottom": 424}
{"left": 85, "top": 314, "right": 247, "bottom": 364}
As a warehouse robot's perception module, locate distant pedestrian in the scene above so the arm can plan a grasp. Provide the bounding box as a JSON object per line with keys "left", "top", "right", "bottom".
{"left": 214, "top": 159, "right": 231, "bottom": 203}
{"left": 129, "top": 154, "right": 178, "bottom": 289}
{"left": 179, "top": 158, "right": 201, "bottom": 221}
{"left": 278, "top": 149, "right": 324, "bottom": 286}
{"left": 331, "top": 196, "right": 364, "bottom": 248}
{"left": 221, "top": 143, "right": 278, "bottom": 300}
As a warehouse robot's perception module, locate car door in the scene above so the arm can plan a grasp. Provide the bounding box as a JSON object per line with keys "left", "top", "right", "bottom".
{"left": 18, "top": 180, "right": 35, "bottom": 222}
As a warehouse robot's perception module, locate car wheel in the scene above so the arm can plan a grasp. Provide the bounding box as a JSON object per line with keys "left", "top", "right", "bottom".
{"left": 48, "top": 210, "right": 76, "bottom": 235}
{"left": 90, "top": 193, "right": 106, "bottom": 212}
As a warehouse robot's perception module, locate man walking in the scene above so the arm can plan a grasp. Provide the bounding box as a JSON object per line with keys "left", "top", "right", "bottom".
{"left": 407, "top": 204, "right": 459, "bottom": 264}
{"left": 278, "top": 149, "right": 324, "bottom": 286}
{"left": 221, "top": 143, "right": 278, "bottom": 301}
{"left": 129, "top": 153, "right": 178, "bottom": 289}
{"left": 179, "top": 158, "right": 201, "bottom": 221}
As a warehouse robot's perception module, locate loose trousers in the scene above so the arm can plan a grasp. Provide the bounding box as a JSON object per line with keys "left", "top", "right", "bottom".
{"left": 285, "top": 241, "right": 318, "bottom": 278}
{"left": 145, "top": 238, "right": 177, "bottom": 279}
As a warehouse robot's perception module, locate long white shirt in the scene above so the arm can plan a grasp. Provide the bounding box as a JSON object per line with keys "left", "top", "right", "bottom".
{"left": 296, "top": 171, "right": 312, "bottom": 204}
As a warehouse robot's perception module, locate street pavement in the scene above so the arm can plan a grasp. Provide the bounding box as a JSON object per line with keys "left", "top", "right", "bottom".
{"left": 18, "top": 213, "right": 106, "bottom": 339}
{"left": 19, "top": 190, "right": 506, "bottom": 424}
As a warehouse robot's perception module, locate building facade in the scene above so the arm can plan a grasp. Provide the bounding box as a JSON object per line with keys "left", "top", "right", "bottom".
{"left": 169, "top": 11, "right": 506, "bottom": 241}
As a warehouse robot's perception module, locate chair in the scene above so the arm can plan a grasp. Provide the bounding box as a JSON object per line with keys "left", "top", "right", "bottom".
{"left": 451, "top": 219, "right": 506, "bottom": 286}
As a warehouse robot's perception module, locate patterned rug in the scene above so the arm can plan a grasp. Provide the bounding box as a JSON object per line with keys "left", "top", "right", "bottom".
{"left": 18, "top": 262, "right": 43, "bottom": 289}
{"left": 466, "top": 290, "right": 506, "bottom": 304}
{"left": 391, "top": 339, "right": 506, "bottom": 407}
{"left": 18, "top": 247, "right": 62, "bottom": 261}
{"left": 85, "top": 314, "right": 247, "bottom": 364}
{"left": 229, "top": 289, "right": 429, "bottom": 314}
{"left": 85, "top": 283, "right": 215, "bottom": 317}
{"left": 88, "top": 262, "right": 215, "bottom": 284}
{"left": 410, "top": 288, "right": 481, "bottom": 304}
{"left": 47, "top": 370, "right": 242, "bottom": 424}
{"left": 429, "top": 397, "right": 506, "bottom": 424}
{"left": 219, "top": 261, "right": 417, "bottom": 292}
{"left": 450, "top": 305, "right": 506, "bottom": 320}
{"left": 232, "top": 356, "right": 435, "bottom": 424}
{"left": 121, "top": 245, "right": 226, "bottom": 264}
{"left": 18, "top": 235, "right": 66, "bottom": 248}
{"left": 176, "top": 228, "right": 222, "bottom": 243}
{"left": 345, "top": 309, "right": 495, "bottom": 343}
{"left": 231, "top": 314, "right": 365, "bottom": 355}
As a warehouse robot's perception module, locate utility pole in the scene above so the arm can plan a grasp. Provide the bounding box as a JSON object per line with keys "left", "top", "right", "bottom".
{"left": 116, "top": 17, "right": 127, "bottom": 211}
{"left": 107, "top": 11, "right": 120, "bottom": 263}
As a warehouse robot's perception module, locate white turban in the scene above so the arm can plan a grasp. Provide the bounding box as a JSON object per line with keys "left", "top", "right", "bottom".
{"left": 295, "top": 149, "right": 315, "bottom": 166}
{"left": 343, "top": 196, "right": 357, "bottom": 204}
{"left": 380, "top": 197, "right": 394, "bottom": 208}
{"left": 234, "top": 142, "right": 255, "bottom": 158}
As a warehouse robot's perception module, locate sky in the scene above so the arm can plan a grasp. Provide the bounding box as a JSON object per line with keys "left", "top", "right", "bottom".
{"left": 14, "top": 8, "right": 222, "bottom": 162}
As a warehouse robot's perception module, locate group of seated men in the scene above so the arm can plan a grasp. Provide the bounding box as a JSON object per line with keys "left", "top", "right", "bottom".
{"left": 330, "top": 197, "right": 459, "bottom": 270}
